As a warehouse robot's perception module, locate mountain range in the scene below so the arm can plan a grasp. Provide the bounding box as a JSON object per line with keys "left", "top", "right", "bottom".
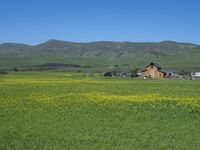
{"left": 0, "top": 39, "right": 200, "bottom": 71}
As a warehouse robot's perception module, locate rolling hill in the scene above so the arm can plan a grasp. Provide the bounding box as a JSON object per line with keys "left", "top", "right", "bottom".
{"left": 0, "top": 39, "right": 200, "bottom": 71}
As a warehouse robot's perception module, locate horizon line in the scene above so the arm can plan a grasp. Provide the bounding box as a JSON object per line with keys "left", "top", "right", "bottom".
{"left": 1, "top": 39, "right": 200, "bottom": 46}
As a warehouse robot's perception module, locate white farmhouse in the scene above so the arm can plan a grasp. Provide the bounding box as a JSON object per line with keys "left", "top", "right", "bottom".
{"left": 191, "top": 72, "right": 200, "bottom": 80}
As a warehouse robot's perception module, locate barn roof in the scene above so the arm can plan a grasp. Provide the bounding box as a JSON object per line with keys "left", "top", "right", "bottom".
{"left": 146, "top": 62, "right": 161, "bottom": 70}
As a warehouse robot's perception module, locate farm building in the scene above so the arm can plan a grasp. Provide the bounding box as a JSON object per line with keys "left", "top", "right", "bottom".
{"left": 191, "top": 72, "right": 200, "bottom": 80}
{"left": 163, "top": 70, "right": 178, "bottom": 78}
{"left": 141, "top": 62, "right": 167, "bottom": 79}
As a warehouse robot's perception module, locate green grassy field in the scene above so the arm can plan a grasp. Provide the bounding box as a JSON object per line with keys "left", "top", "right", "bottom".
{"left": 1, "top": 72, "right": 200, "bottom": 149}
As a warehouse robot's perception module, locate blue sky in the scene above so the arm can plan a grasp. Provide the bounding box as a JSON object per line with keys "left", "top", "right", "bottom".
{"left": 0, "top": 0, "right": 199, "bottom": 45}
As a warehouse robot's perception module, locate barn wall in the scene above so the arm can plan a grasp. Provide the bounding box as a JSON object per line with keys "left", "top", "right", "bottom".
{"left": 142, "top": 65, "right": 165, "bottom": 78}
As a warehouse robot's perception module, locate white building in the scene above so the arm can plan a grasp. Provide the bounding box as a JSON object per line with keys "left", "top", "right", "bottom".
{"left": 191, "top": 72, "right": 200, "bottom": 77}
{"left": 191, "top": 72, "right": 200, "bottom": 80}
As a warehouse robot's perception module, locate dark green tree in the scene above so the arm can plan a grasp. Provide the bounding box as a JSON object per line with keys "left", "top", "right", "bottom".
{"left": 130, "top": 68, "right": 140, "bottom": 78}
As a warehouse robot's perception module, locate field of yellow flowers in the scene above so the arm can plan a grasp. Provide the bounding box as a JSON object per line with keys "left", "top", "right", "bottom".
{"left": 1, "top": 72, "right": 200, "bottom": 149}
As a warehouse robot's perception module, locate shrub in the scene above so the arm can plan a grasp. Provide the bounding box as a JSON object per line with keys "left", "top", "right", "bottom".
{"left": 0, "top": 71, "right": 8, "bottom": 74}
{"left": 130, "top": 68, "right": 140, "bottom": 78}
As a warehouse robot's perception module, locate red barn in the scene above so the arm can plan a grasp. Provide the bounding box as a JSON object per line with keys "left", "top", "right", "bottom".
{"left": 141, "top": 63, "right": 166, "bottom": 78}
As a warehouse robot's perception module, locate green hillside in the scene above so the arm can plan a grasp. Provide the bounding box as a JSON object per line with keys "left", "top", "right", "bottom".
{"left": 0, "top": 40, "right": 200, "bottom": 71}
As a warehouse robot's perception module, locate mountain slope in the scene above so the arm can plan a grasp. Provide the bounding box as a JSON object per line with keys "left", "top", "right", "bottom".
{"left": 0, "top": 40, "right": 200, "bottom": 70}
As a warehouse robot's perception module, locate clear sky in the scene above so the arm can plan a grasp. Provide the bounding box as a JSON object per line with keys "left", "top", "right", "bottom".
{"left": 0, "top": 0, "right": 199, "bottom": 45}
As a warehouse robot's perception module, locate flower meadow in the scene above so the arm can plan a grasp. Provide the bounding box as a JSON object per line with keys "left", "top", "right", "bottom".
{"left": 1, "top": 72, "right": 200, "bottom": 149}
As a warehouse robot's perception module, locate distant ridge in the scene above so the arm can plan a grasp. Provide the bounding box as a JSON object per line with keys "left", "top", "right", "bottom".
{"left": 1, "top": 39, "right": 199, "bottom": 47}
